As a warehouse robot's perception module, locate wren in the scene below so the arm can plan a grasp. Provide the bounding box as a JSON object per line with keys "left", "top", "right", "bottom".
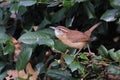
{"left": 51, "top": 22, "right": 101, "bottom": 54}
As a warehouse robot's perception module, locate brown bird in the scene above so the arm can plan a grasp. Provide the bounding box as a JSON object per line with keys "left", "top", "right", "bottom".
{"left": 51, "top": 22, "right": 101, "bottom": 55}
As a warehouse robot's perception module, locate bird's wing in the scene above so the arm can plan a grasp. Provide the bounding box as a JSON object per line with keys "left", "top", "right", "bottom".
{"left": 66, "top": 30, "right": 90, "bottom": 43}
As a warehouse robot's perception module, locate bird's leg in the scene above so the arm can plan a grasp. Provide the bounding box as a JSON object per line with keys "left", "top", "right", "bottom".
{"left": 86, "top": 44, "right": 95, "bottom": 56}
{"left": 74, "top": 48, "right": 82, "bottom": 56}
{"left": 65, "top": 49, "right": 69, "bottom": 54}
{"left": 87, "top": 44, "right": 92, "bottom": 53}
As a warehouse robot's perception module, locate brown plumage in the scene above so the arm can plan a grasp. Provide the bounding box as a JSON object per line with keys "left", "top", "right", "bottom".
{"left": 51, "top": 22, "right": 101, "bottom": 51}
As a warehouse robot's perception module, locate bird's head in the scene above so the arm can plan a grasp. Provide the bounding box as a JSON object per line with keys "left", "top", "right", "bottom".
{"left": 50, "top": 26, "right": 69, "bottom": 36}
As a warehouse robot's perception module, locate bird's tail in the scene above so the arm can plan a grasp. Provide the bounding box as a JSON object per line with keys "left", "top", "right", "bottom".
{"left": 85, "top": 22, "right": 101, "bottom": 36}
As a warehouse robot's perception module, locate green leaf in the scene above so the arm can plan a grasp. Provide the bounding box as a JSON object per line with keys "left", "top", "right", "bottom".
{"left": 10, "top": 2, "right": 20, "bottom": 13}
{"left": 92, "top": 64, "right": 100, "bottom": 74}
{"left": 3, "top": 44, "right": 15, "bottom": 55}
{"left": 47, "top": 2, "right": 59, "bottom": 7}
{"left": 0, "top": 72, "right": 7, "bottom": 79}
{"left": 100, "top": 9, "right": 118, "bottom": 22}
{"left": 47, "top": 69, "right": 76, "bottom": 80}
{"left": 51, "top": 8, "right": 66, "bottom": 23}
{"left": 109, "top": 49, "right": 120, "bottom": 62}
{"left": 63, "top": 0, "right": 74, "bottom": 8}
{"left": 16, "top": 47, "right": 32, "bottom": 71}
{"left": 51, "top": 60, "right": 59, "bottom": 67}
{"left": 98, "top": 45, "right": 109, "bottom": 58}
{"left": 64, "top": 55, "right": 74, "bottom": 65}
{"left": 108, "top": 65, "right": 120, "bottom": 75}
{"left": 78, "top": 64, "right": 86, "bottom": 75}
{"left": 0, "top": 26, "right": 10, "bottom": 43}
{"left": 39, "top": 18, "right": 51, "bottom": 29}
{"left": 39, "top": 28, "right": 55, "bottom": 37}
{"left": 110, "top": 0, "right": 120, "bottom": 9}
{"left": 109, "top": 49, "right": 116, "bottom": 61}
{"left": 65, "top": 17, "right": 74, "bottom": 27}
{"left": 97, "top": 22, "right": 108, "bottom": 35}
{"left": 0, "top": 0, "right": 3, "bottom": 2}
{"left": 0, "top": 8, "right": 3, "bottom": 21}
{"left": 75, "top": 0, "right": 88, "bottom": 3}
{"left": 0, "top": 26, "right": 5, "bottom": 33}
{"left": 18, "top": 6, "right": 27, "bottom": 16}
{"left": 0, "top": 62, "right": 6, "bottom": 72}
{"left": 18, "top": 30, "right": 54, "bottom": 47}
{"left": 83, "top": 2, "right": 96, "bottom": 19}
{"left": 36, "top": 63, "right": 46, "bottom": 74}
{"left": 78, "top": 53, "right": 88, "bottom": 60}
{"left": 0, "top": 34, "right": 10, "bottom": 43}
{"left": 115, "top": 50, "right": 120, "bottom": 62}
{"left": 37, "top": 37, "right": 54, "bottom": 47}
{"left": 69, "top": 61, "right": 80, "bottom": 72}
{"left": 20, "top": 0, "right": 37, "bottom": 6}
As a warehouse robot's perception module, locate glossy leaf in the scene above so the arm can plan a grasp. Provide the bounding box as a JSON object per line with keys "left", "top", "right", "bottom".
{"left": 75, "top": 0, "right": 88, "bottom": 3}
{"left": 63, "top": 0, "right": 74, "bottom": 8}
{"left": 39, "top": 18, "right": 51, "bottom": 29}
{"left": 16, "top": 47, "right": 32, "bottom": 71}
{"left": 47, "top": 2, "right": 59, "bottom": 7}
{"left": 0, "top": 0, "right": 3, "bottom": 2}
{"left": 110, "top": 0, "right": 120, "bottom": 9}
{"left": 83, "top": 2, "right": 95, "bottom": 19}
{"left": 0, "top": 26, "right": 10, "bottom": 43}
{"left": 36, "top": 63, "right": 46, "bottom": 74}
{"left": 65, "top": 17, "right": 74, "bottom": 27}
{"left": 78, "top": 64, "right": 86, "bottom": 75}
{"left": 20, "top": 0, "right": 37, "bottom": 6}
{"left": 0, "top": 26, "right": 5, "bottom": 33}
{"left": 100, "top": 9, "right": 118, "bottom": 22}
{"left": 0, "top": 72, "right": 7, "bottom": 80}
{"left": 78, "top": 53, "right": 88, "bottom": 60}
{"left": 0, "top": 33, "right": 10, "bottom": 43}
{"left": 92, "top": 64, "right": 100, "bottom": 74}
{"left": 18, "top": 30, "right": 54, "bottom": 47}
{"left": 18, "top": 6, "right": 27, "bottom": 16}
{"left": 51, "top": 60, "right": 59, "bottom": 67}
{"left": 64, "top": 55, "right": 74, "bottom": 65}
{"left": 47, "top": 69, "right": 76, "bottom": 80}
{"left": 3, "top": 44, "right": 15, "bottom": 55}
{"left": 51, "top": 8, "right": 66, "bottom": 23}
{"left": 108, "top": 65, "right": 120, "bottom": 75}
{"left": 39, "top": 28, "right": 55, "bottom": 37}
{"left": 109, "top": 49, "right": 120, "bottom": 62}
{"left": 98, "top": 45, "right": 109, "bottom": 58}
{"left": 0, "top": 8, "right": 3, "bottom": 20}
{"left": 69, "top": 61, "right": 80, "bottom": 72}
{"left": 0, "top": 62, "right": 6, "bottom": 72}
{"left": 10, "top": 2, "right": 19, "bottom": 13}
{"left": 115, "top": 50, "right": 120, "bottom": 62}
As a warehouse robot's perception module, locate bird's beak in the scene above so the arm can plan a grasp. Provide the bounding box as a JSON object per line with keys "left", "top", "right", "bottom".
{"left": 50, "top": 26, "right": 56, "bottom": 30}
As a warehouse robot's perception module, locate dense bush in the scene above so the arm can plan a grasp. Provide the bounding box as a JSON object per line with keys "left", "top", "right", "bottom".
{"left": 0, "top": 0, "right": 120, "bottom": 80}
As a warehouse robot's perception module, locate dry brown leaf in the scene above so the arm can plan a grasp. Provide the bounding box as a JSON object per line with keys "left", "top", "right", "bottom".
{"left": 12, "top": 38, "right": 22, "bottom": 61}
{"left": 19, "top": 70, "right": 28, "bottom": 79}
{"left": 6, "top": 70, "right": 27, "bottom": 80}
{"left": 6, "top": 63, "right": 38, "bottom": 80}
{"left": 6, "top": 70, "right": 18, "bottom": 79}
{"left": 26, "top": 63, "right": 38, "bottom": 80}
